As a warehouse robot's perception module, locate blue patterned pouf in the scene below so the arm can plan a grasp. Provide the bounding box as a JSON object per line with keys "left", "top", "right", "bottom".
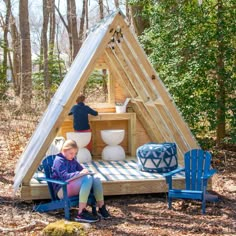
{"left": 136, "top": 142, "right": 178, "bottom": 173}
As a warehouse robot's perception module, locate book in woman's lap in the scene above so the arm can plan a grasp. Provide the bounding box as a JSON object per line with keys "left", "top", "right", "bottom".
{"left": 67, "top": 172, "right": 95, "bottom": 182}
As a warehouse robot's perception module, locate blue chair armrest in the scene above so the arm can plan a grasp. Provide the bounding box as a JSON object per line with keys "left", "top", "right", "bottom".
{"left": 37, "top": 177, "right": 68, "bottom": 186}
{"left": 163, "top": 167, "right": 185, "bottom": 177}
{"left": 201, "top": 169, "right": 217, "bottom": 180}
{"left": 163, "top": 167, "right": 185, "bottom": 190}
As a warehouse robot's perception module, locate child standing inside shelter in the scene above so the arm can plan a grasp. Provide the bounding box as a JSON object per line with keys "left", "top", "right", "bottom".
{"left": 68, "top": 95, "right": 98, "bottom": 152}
{"left": 51, "top": 139, "right": 111, "bottom": 223}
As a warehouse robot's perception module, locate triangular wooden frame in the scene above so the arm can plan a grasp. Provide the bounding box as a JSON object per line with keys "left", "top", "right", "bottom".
{"left": 14, "top": 10, "right": 199, "bottom": 193}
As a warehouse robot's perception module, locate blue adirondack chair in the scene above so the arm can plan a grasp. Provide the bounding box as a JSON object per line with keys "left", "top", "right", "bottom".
{"left": 164, "top": 149, "right": 217, "bottom": 214}
{"left": 34, "top": 155, "right": 96, "bottom": 220}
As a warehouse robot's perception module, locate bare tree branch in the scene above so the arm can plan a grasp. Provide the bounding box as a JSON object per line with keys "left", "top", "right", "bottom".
{"left": 55, "top": 4, "right": 68, "bottom": 32}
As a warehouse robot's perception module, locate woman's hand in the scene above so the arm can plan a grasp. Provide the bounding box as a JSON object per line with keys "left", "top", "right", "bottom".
{"left": 80, "top": 169, "right": 89, "bottom": 175}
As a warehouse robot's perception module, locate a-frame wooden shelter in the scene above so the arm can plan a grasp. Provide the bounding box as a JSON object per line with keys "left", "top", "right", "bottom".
{"left": 14, "top": 10, "right": 199, "bottom": 200}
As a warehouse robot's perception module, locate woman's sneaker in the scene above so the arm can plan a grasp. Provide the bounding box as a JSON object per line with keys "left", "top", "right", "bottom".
{"left": 75, "top": 209, "right": 99, "bottom": 223}
{"left": 98, "top": 205, "right": 111, "bottom": 219}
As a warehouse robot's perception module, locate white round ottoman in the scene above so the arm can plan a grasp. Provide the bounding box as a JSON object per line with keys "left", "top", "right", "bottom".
{"left": 66, "top": 132, "right": 92, "bottom": 163}
{"left": 136, "top": 142, "right": 178, "bottom": 173}
{"left": 101, "top": 129, "right": 126, "bottom": 161}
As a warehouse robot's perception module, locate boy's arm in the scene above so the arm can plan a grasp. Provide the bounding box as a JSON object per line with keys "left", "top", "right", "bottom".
{"left": 87, "top": 106, "right": 98, "bottom": 116}
{"left": 68, "top": 105, "right": 75, "bottom": 115}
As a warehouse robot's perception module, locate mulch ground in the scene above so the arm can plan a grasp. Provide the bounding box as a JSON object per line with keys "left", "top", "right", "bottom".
{"left": 0, "top": 99, "right": 235, "bottom": 236}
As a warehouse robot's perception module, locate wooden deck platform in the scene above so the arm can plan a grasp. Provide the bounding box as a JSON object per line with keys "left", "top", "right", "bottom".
{"left": 20, "top": 157, "right": 186, "bottom": 200}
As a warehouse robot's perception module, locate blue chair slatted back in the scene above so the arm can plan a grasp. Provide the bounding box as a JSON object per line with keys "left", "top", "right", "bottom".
{"left": 184, "top": 149, "right": 212, "bottom": 191}
{"left": 42, "top": 155, "right": 58, "bottom": 201}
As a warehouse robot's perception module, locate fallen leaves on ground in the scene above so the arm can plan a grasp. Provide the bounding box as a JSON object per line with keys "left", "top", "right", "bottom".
{"left": 0, "top": 96, "right": 235, "bottom": 236}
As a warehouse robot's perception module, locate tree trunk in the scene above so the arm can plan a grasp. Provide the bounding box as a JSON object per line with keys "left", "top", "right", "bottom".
{"left": 19, "top": 0, "right": 32, "bottom": 108}
{"left": 102, "top": 68, "right": 108, "bottom": 99}
{"left": 126, "top": 0, "right": 131, "bottom": 24}
{"left": 56, "top": 23, "right": 63, "bottom": 80}
{"left": 99, "top": 0, "right": 107, "bottom": 98}
{"left": 216, "top": 0, "right": 226, "bottom": 143}
{"left": 9, "top": 12, "right": 21, "bottom": 96}
{"left": 78, "top": 0, "right": 86, "bottom": 51}
{"left": 42, "top": 0, "right": 50, "bottom": 103}
{"left": 1, "top": 0, "right": 10, "bottom": 97}
{"left": 114, "top": 0, "right": 119, "bottom": 8}
{"left": 67, "top": 0, "right": 79, "bottom": 61}
{"left": 130, "top": 4, "right": 150, "bottom": 36}
{"left": 99, "top": 0, "right": 104, "bottom": 19}
{"left": 105, "top": 0, "right": 110, "bottom": 13}
{"left": 67, "top": 0, "right": 73, "bottom": 63}
{"left": 49, "top": 0, "right": 56, "bottom": 55}
{"left": 85, "top": 0, "right": 89, "bottom": 34}
{"left": 55, "top": 0, "right": 64, "bottom": 80}
{"left": 55, "top": 4, "right": 68, "bottom": 31}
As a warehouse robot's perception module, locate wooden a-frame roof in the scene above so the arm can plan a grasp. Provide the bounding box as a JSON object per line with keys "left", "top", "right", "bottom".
{"left": 14, "top": 10, "right": 199, "bottom": 192}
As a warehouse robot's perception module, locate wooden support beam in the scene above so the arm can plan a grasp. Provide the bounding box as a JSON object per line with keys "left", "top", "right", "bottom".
{"left": 134, "top": 98, "right": 163, "bottom": 106}
{"left": 131, "top": 101, "right": 165, "bottom": 142}
{"left": 134, "top": 98, "right": 185, "bottom": 159}
{"left": 109, "top": 45, "right": 149, "bottom": 102}
{"left": 109, "top": 28, "right": 186, "bottom": 151}
{"left": 153, "top": 99, "right": 164, "bottom": 105}
{"left": 116, "top": 39, "right": 157, "bottom": 101}
{"left": 145, "top": 105, "right": 174, "bottom": 141}
{"left": 114, "top": 14, "right": 195, "bottom": 157}
{"left": 128, "top": 113, "right": 136, "bottom": 156}
{"left": 122, "top": 25, "right": 199, "bottom": 150}
{"left": 95, "top": 62, "right": 109, "bottom": 69}
{"left": 105, "top": 48, "right": 138, "bottom": 98}
{"left": 106, "top": 65, "right": 115, "bottom": 104}
{"left": 155, "top": 104, "right": 189, "bottom": 161}
{"left": 130, "top": 102, "right": 156, "bottom": 141}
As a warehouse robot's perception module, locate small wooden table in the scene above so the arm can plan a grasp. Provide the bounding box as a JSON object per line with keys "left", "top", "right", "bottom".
{"left": 58, "top": 113, "right": 136, "bottom": 156}
{"left": 89, "top": 113, "right": 136, "bottom": 156}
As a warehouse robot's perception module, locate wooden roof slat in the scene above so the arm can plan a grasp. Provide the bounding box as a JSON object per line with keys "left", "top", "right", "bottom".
{"left": 122, "top": 24, "right": 199, "bottom": 150}
{"left": 145, "top": 105, "right": 174, "bottom": 142}
{"left": 155, "top": 104, "right": 189, "bottom": 156}
{"left": 133, "top": 98, "right": 186, "bottom": 159}
{"left": 95, "top": 62, "right": 109, "bottom": 69}
{"left": 105, "top": 48, "right": 138, "bottom": 98}
{"left": 132, "top": 100, "right": 166, "bottom": 142}
{"left": 110, "top": 45, "right": 149, "bottom": 102}
{"left": 130, "top": 102, "right": 157, "bottom": 141}
{"left": 141, "top": 98, "right": 188, "bottom": 157}
{"left": 116, "top": 39, "right": 157, "bottom": 101}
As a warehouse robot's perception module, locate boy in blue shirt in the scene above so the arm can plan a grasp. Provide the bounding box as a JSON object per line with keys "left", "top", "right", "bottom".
{"left": 69, "top": 95, "right": 98, "bottom": 152}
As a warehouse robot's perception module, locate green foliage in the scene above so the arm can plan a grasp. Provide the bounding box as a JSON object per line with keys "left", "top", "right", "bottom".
{"left": 0, "top": 63, "right": 9, "bottom": 99}
{"left": 136, "top": 0, "right": 235, "bottom": 143}
{"left": 85, "top": 70, "right": 106, "bottom": 89}
{"left": 83, "top": 69, "right": 108, "bottom": 102}
{"left": 43, "top": 220, "right": 86, "bottom": 236}
{"left": 32, "top": 53, "right": 66, "bottom": 98}
{"left": 0, "top": 40, "right": 9, "bottom": 99}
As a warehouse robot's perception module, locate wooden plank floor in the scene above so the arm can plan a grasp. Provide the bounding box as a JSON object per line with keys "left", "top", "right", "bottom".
{"left": 21, "top": 157, "right": 186, "bottom": 200}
